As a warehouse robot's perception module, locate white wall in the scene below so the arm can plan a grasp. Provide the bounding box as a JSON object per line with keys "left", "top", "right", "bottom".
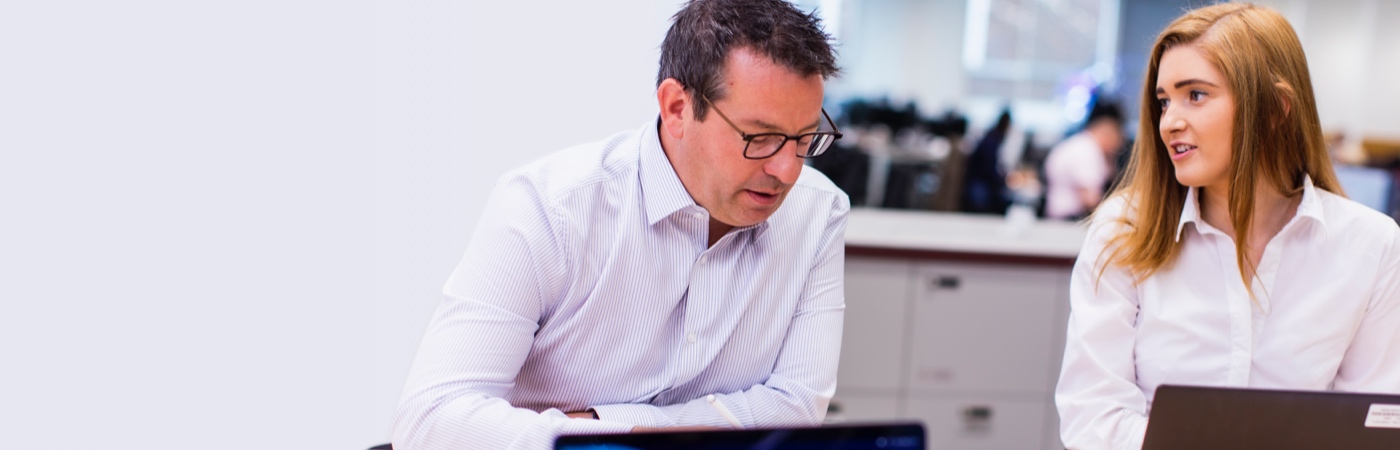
{"left": 1, "top": 1, "right": 676, "bottom": 449}
{"left": 1278, "top": 0, "right": 1400, "bottom": 140}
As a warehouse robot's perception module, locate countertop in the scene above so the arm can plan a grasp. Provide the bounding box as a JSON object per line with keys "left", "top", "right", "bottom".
{"left": 844, "top": 207, "right": 1089, "bottom": 265}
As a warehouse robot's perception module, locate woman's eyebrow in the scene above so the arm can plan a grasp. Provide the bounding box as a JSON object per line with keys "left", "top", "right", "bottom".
{"left": 1156, "top": 79, "right": 1219, "bottom": 94}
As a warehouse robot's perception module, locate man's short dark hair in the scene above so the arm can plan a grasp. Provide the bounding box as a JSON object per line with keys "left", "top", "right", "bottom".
{"left": 1087, "top": 100, "right": 1124, "bottom": 127}
{"left": 658, "top": 0, "right": 840, "bottom": 121}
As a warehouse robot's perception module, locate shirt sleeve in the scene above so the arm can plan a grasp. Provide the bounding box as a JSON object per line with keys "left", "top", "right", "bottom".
{"left": 390, "top": 173, "right": 632, "bottom": 450}
{"left": 1055, "top": 199, "right": 1150, "bottom": 449}
{"left": 590, "top": 194, "right": 849, "bottom": 429}
{"left": 1067, "top": 139, "right": 1109, "bottom": 194}
{"left": 1334, "top": 225, "right": 1400, "bottom": 393}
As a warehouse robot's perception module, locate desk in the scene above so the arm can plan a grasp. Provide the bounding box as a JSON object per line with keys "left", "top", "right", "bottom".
{"left": 832, "top": 208, "right": 1087, "bottom": 450}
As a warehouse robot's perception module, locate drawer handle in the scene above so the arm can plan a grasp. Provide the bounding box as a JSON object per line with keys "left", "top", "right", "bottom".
{"left": 932, "top": 276, "right": 960, "bottom": 290}
{"left": 962, "top": 405, "right": 993, "bottom": 422}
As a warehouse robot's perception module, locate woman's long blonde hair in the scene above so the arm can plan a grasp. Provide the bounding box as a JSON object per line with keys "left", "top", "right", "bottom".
{"left": 1100, "top": 2, "right": 1341, "bottom": 284}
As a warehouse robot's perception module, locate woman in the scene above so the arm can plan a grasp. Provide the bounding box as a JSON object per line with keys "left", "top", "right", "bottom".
{"left": 1055, "top": 3, "right": 1400, "bottom": 449}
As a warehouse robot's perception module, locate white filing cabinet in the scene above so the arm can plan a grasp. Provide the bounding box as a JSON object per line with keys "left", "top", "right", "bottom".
{"left": 837, "top": 258, "right": 912, "bottom": 393}
{"left": 832, "top": 256, "right": 1072, "bottom": 450}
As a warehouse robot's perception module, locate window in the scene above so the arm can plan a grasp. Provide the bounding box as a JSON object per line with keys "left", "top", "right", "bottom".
{"left": 963, "top": 0, "right": 1119, "bottom": 103}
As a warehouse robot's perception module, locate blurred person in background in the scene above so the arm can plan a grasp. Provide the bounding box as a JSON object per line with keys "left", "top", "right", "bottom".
{"left": 962, "top": 107, "right": 1013, "bottom": 214}
{"left": 1044, "top": 101, "right": 1126, "bottom": 220}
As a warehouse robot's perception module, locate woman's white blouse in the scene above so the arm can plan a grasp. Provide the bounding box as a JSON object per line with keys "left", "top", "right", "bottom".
{"left": 1056, "top": 178, "right": 1400, "bottom": 449}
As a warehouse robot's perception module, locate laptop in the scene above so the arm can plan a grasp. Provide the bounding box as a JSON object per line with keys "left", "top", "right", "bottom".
{"left": 555, "top": 422, "right": 924, "bottom": 450}
{"left": 1143, "top": 385, "right": 1400, "bottom": 449}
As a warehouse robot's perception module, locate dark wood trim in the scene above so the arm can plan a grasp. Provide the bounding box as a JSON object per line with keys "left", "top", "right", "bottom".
{"left": 846, "top": 245, "right": 1077, "bottom": 267}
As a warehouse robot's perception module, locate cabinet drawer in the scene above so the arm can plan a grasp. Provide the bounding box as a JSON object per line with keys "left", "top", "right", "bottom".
{"left": 906, "top": 397, "right": 1050, "bottom": 450}
{"left": 839, "top": 258, "right": 914, "bottom": 390}
{"left": 907, "top": 263, "right": 1066, "bottom": 393}
{"left": 827, "top": 391, "right": 901, "bottom": 423}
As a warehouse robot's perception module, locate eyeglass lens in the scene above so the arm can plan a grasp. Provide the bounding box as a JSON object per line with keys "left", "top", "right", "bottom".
{"left": 745, "top": 133, "right": 837, "bottom": 159}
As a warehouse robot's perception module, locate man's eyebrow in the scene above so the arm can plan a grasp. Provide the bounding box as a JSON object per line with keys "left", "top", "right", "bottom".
{"left": 1157, "top": 78, "right": 1220, "bottom": 94}
{"left": 744, "top": 118, "right": 822, "bottom": 134}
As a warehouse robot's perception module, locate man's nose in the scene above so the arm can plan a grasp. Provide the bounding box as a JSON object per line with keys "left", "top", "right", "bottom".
{"left": 763, "top": 141, "right": 805, "bottom": 185}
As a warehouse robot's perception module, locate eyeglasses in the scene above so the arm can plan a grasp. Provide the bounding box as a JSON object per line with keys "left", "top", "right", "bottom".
{"left": 701, "top": 94, "right": 843, "bottom": 160}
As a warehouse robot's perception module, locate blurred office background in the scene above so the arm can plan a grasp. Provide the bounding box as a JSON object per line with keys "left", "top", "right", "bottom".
{"left": 1, "top": 1, "right": 1394, "bottom": 450}
{"left": 802, "top": 0, "right": 1399, "bottom": 220}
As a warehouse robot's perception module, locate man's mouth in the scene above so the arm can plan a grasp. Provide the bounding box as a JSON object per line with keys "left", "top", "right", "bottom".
{"left": 745, "top": 189, "right": 780, "bottom": 206}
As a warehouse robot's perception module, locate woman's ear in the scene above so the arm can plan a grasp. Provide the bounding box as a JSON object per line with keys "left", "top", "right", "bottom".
{"left": 1273, "top": 80, "right": 1294, "bottom": 125}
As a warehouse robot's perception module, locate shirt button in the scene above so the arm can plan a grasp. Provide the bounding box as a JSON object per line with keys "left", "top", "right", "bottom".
{"left": 687, "top": 333, "right": 697, "bottom": 344}
{"left": 699, "top": 255, "right": 708, "bottom": 264}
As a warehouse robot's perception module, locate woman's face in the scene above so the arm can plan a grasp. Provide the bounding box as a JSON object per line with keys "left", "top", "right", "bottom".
{"left": 1156, "top": 44, "right": 1236, "bottom": 193}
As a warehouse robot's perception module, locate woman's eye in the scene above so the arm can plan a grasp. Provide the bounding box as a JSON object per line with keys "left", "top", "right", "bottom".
{"left": 1190, "top": 90, "right": 1205, "bottom": 101}
{"left": 1157, "top": 98, "right": 1170, "bottom": 111}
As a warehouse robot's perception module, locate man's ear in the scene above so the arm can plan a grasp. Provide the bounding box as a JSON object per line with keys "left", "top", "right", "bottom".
{"left": 657, "top": 78, "right": 691, "bottom": 141}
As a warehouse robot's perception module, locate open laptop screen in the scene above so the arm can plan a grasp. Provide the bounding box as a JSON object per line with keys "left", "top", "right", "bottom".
{"left": 555, "top": 422, "right": 924, "bottom": 450}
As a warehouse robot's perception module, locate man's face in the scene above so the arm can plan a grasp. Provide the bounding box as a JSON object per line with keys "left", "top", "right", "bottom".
{"left": 673, "top": 48, "right": 825, "bottom": 228}
{"left": 1091, "top": 119, "right": 1125, "bottom": 156}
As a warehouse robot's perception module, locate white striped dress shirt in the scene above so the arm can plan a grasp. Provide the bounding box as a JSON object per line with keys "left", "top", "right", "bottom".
{"left": 391, "top": 120, "right": 850, "bottom": 450}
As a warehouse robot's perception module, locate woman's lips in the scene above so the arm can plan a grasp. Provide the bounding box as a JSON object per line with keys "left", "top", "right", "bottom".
{"left": 1170, "top": 144, "right": 1197, "bottom": 161}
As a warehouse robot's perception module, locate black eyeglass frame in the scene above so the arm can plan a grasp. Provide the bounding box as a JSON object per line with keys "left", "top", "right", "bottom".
{"left": 701, "top": 94, "right": 843, "bottom": 160}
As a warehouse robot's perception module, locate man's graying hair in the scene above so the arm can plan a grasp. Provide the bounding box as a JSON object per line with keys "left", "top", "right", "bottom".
{"left": 658, "top": 0, "right": 839, "bottom": 121}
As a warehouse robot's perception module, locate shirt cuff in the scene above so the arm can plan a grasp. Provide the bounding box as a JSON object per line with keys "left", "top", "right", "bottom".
{"left": 1113, "top": 410, "right": 1148, "bottom": 450}
{"left": 558, "top": 415, "right": 635, "bottom": 436}
{"left": 591, "top": 403, "right": 672, "bottom": 428}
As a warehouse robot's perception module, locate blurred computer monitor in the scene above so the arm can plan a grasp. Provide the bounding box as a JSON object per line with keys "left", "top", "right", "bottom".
{"left": 1333, "top": 165, "right": 1395, "bottom": 216}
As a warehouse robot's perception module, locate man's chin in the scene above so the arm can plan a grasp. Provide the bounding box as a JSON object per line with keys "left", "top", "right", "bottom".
{"left": 736, "top": 204, "right": 783, "bottom": 226}
{"left": 713, "top": 192, "right": 786, "bottom": 226}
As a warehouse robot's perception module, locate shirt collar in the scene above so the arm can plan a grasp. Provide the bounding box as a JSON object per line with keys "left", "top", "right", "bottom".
{"left": 1174, "top": 174, "right": 1328, "bottom": 242}
{"left": 1175, "top": 186, "right": 1203, "bottom": 242}
{"left": 637, "top": 118, "right": 775, "bottom": 240}
{"left": 1293, "top": 174, "right": 1328, "bottom": 232}
{"left": 640, "top": 117, "right": 701, "bottom": 226}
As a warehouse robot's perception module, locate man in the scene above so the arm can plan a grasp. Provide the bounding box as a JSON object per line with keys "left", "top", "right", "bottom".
{"left": 1044, "top": 101, "right": 1125, "bottom": 220}
{"left": 390, "top": 1, "right": 848, "bottom": 448}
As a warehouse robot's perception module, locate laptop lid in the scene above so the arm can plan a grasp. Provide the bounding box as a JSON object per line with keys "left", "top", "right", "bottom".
{"left": 554, "top": 422, "right": 924, "bottom": 450}
{"left": 1143, "top": 385, "right": 1400, "bottom": 450}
